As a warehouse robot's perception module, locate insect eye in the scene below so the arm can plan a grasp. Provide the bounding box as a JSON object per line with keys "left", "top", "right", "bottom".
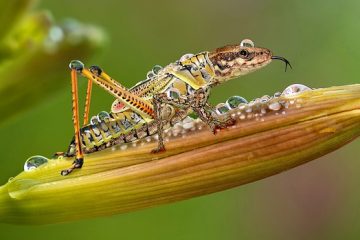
{"left": 239, "top": 50, "right": 248, "bottom": 57}
{"left": 240, "top": 39, "right": 255, "bottom": 48}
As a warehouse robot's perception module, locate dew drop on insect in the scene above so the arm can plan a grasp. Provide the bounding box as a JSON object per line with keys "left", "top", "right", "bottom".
{"left": 240, "top": 39, "right": 255, "bottom": 48}
{"left": 24, "top": 155, "right": 49, "bottom": 172}
{"left": 282, "top": 84, "right": 311, "bottom": 96}
{"left": 98, "top": 111, "right": 110, "bottom": 121}
{"left": 152, "top": 65, "right": 163, "bottom": 75}
{"left": 90, "top": 116, "right": 99, "bottom": 125}
{"left": 147, "top": 71, "right": 155, "bottom": 79}
{"left": 226, "top": 96, "right": 248, "bottom": 109}
{"left": 215, "top": 103, "right": 230, "bottom": 114}
{"left": 69, "top": 60, "right": 84, "bottom": 71}
{"left": 187, "top": 84, "right": 195, "bottom": 94}
{"left": 167, "top": 88, "right": 180, "bottom": 99}
{"left": 179, "top": 53, "right": 194, "bottom": 62}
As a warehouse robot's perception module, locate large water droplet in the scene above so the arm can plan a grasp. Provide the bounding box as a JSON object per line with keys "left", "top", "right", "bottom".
{"left": 240, "top": 39, "right": 255, "bottom": 48}
{"left": 215, "top": 103, "right": 230, "bottom": 114}
{"left": 226, "top": 96, "right": 248, "bottom": 109}
{"left": 152, "top": 65, "right": 162, "bottom": 75}
{"left": 24, "top": 156, "right": 49, "bottom": 172}
{"left": 282, "top": 84, "right": 311, "bottom": 96}
{"left": 98, "top": 111, "right": 110, "bottom": 121}
{"left": 69, "top": 60, "right": 84, "bottom": 72}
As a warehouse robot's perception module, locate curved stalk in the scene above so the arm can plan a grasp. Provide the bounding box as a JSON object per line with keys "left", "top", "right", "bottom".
{"left": 0, "top": 84, "right": 359, "bottom": 225}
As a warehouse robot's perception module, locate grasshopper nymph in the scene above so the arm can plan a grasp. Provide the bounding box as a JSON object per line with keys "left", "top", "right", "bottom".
{"left": 60, "top": 39, "right": 291, "bottom": 175}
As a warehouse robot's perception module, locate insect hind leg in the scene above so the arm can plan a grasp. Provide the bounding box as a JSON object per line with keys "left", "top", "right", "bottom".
{"left": 61, "top": 61, "right": 86, "bottom": 176}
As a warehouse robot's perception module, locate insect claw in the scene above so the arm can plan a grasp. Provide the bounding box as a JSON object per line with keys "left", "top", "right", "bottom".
{"left": 151, "top": 146, "right": 166, "bottom": 154}
{"left": 61, "top": 169, "right": 71, "bottom": 176}
{"left": 60, "top": 158, "right": 83, "bottom": 176}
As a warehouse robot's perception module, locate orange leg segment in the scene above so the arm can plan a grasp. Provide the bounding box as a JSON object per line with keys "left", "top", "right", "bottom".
{"left": 83, "top": 79, "right": 93, "bottom": 125}
{"left": 61, "top": 69, "right": 84, "bottom": 176}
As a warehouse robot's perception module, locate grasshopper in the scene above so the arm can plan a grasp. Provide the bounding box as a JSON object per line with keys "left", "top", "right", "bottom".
{"left": 60, "top": 39, "right": 291, "bottom": 175}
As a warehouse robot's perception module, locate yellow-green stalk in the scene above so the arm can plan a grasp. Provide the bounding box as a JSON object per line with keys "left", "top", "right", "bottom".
{"left": 0, "top": 84, "right": 359, "bottom": 225}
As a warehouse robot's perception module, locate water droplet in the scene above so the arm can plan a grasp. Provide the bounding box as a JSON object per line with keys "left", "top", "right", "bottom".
{"left": 260, "top": 95, "right": 271, "bottom": 103}
{"left": 69, "top": 60, "right": 84, "bottom": 72}
{"left": 240, "top": 39, "right": 255, "bottom": 48}
{"left": 24, "top": 156, "right": 49, "bottom": 172}
{"left": 179, "top": 53, "right": 194, "bottom": 62}
{"left": 268, "top": 101, "right": 282, "bottom": 111}
{"left": 152, "top": 65, "right": 162, "bottom": 75}
{"left": 282, "top": 84, "right": 311, "bottom": 96}
{"left": 90, "top": 116, "right": 99, "bottom": 125}
{"left": 226, "top": 96, "right": 248, "bottom": 109}
{"left": 98, "top": 111, "right": 110, "bottom": 121}
{"left": 147, "top": 71, "right": 155, "bottom": 79}
{"left": 167, "top": 88, "right": 181, "bottom": 99}
{"left": 215, "top": 103, "right": 230, "bottom": 114}
{"left": 273, "top": 92, "right": 282, "bottom": 98}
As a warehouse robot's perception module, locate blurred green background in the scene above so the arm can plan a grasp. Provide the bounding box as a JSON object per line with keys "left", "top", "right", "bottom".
{"left": 0, "top": 0, "right": 359, "bottom": 239}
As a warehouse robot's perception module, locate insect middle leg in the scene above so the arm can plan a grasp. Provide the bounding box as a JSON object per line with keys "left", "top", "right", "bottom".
{"left": 152, "top": 92, "right": 190, "bottom": 153}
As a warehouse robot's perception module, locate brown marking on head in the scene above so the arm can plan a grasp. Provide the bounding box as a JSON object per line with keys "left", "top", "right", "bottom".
{"left": 208, "top": 40, "right": 273, "bottom": 82}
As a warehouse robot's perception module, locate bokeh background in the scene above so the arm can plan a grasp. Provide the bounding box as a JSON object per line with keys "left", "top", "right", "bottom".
{"left": 1, "top": 0, "right": 359, "bottom": 239}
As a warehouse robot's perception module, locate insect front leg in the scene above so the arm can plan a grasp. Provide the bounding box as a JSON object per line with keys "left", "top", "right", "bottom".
{"left": 190, "top": 87, "right": 235, "bottom": 134}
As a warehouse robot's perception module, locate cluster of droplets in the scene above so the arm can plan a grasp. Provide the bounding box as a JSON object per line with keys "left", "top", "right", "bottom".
{"left": 212, "top": 84, "right": 312, "bottom": 122}
{"left": 146, "top": 65, "right": 163, "bottom": 79}
{"left": 23, "top": 84, "right": 312, "bottom": 170}
{"left": 90, "top": 111, "right": 111, "bottom": 125}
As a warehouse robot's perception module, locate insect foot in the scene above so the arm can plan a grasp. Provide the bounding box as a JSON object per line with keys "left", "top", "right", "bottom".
{"left": 210, "top": 117, "right": 236, "bottom": 135}
{"left": 61, "top": 158, "right": 84, "bottom": 176}
{"left": 151, "top": 146, "right": 166, "bottom": 154}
